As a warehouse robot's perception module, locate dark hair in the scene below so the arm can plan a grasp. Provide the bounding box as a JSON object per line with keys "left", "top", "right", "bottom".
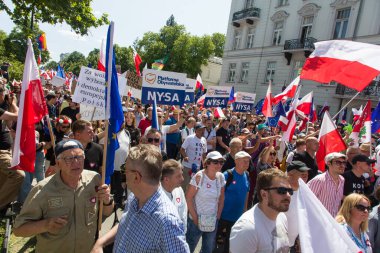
{"left": 161, "top": 159, "right": 182, "bottom": 181}
{"left": 295, "top": 139, "right": 306, "bottom": 147}
{"left": 72, "top": 119, "right": 92, "bottom": 134}
{"left": 256, "top": 168, "right": 288, "bottom": 202}
{"left": 146, "top": 128, "right": 162, "bottom": 137}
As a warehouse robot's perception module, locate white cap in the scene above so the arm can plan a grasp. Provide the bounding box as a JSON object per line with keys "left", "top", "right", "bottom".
{"left": 205, "top": 151, "right": 225, "bottom": 161}
{"left": 234, "top": 151, "right": 251, "bottom": 160}
{"left": 324, "top": 152, "right": 346, "bottom": 164}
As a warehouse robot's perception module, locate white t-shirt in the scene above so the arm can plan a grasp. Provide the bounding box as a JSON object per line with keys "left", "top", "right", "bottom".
{"left": 203, "top": 127, "right": 216, "bottom": 151}
{"left": 230, "top": 204, "right": 289, "bottom": 253}
{"left": 285, "top": 190, "right": 298, "bottom": 247}
{"left": 181, "top": 134, "right": 207, "bottom": 169}
{"left": 162, "top": 186, "right": 188, "bottom": 233}
{"left": 181, "top": 127, "right": 194, "bottom": 142}
{"left": 99, "top": 130, "right": 130, "bottom": 171}
{"left": 144, "top": 125, "right": 170, "bottom": 153}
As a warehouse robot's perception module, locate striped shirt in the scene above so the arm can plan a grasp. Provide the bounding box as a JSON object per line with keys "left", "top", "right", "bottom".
{"left": 113, "top": 188, "right": 189, "bottom": 253}
{"left": 307, "top": 171, "right": 344, "bottom": 217}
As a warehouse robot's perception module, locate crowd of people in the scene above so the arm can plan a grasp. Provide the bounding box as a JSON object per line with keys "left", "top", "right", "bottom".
{"left": 1, "top": 76, "right": 380, "bottom": 253}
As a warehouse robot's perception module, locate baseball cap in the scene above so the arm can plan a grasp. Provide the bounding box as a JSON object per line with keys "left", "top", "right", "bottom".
{"left": 324, "top": 152, "right": 346, "bottom": 164}
{"left": 286, "top": 161, "right": 310, "bottom": 172}
{"left": 240, "top": 128, "right": 250, "bottom": 134}
{"left": 352, "top": 154, "right": 376, "bottom": 165}
{"left": 55, "top": 139, "right": 84, "bottom": 157}
{"left": 257, "top": 124, "right": 268, "bottom": 131}
{"left": 234, "top": 151, "right": 251, "bottom": 160}
{"left": 206, "top": 151, "right": 225, "bottom": 161}
{"left": 194, "top": 122, "right": 206, "bottom": 130}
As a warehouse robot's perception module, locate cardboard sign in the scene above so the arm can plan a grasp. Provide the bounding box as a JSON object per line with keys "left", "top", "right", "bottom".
{"left": 204, "top": 86, "right": 232, "bottom": 108}
{"left": 141, "top": 69, "right": 186, "bottom": 105}
{"left": 185, "top": 78, "right": 196, "bottom": 104}
{"left": 125, "top": 71, "right": 142, "bottom": 99}
{"left": 233, "top": 92, "right": 256, "bottom": 112}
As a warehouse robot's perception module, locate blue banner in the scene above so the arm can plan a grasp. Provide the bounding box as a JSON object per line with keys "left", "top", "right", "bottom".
{"left": 141, "top": 87, "right": 186, "bottom": 105}
{"left": 233, "top": 102, "right": 255, "bottom": 112}
{"left": 185, "top": 92, "right": 194, "bottom": 103}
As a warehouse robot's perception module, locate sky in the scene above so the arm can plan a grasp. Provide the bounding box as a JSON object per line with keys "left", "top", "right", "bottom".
{"left": 0, "top": 0, "right": 232, "bottom": 61}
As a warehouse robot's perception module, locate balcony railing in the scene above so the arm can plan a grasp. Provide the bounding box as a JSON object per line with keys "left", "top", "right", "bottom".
{"left": 335, "top": 82, "right": 380, "bottom": 97}
{"left": 284, "top": 37, "right": 317, "bottom": 51}
{"left": 232, "top": 7, "right": 261, "bottom": 22}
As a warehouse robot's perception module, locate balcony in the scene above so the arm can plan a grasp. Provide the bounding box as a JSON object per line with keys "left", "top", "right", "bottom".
{"left": 335, "top": 82, "right": 380, "bottom": 98}
{"left": 283, "top": 37, "right": 317, "bottom": 65}
{"left": 232, "top": 7, "right": 261, "bottom": 27}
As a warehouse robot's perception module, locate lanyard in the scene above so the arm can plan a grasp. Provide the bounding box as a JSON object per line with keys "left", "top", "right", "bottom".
{"left": 345, "top": 224, "right": 367, "bottom": 253}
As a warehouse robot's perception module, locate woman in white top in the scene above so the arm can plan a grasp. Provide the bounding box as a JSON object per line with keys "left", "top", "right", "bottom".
{"left": 186, "top": 151, "right": 226, "bottom": 253}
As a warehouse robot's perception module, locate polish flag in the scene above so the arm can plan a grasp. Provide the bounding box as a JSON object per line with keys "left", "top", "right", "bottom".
{"left": 97, "top": 38, "right": 106, "bottom": 71}
{"left": 281, "top": 87, "right": 301, "bottom": 142}
{"left": 11, "top": 39, "right": 48, "bottom": 172}
{"left": 352, "top": 106, "right": 363, "bottom": 122}
{"left": 214, "top": 107, "right": 225, "bottom": 118}
{"left": 350, "top": 101, "right": 371, "bottom": 147}
{"left": 133, "top": 51, "right": 143, "bottom": 76}
{"left": 196, "top": 74, "right": 204, "bottom": 91}
{"left": 262, "top": 80, "right": 273, "bottom": 117}
{"left": 316, "top": 111, "right": 347, "bottom": 171}
{"left": 197, "top": 94, "right": 206, "bottom": 107}
{"left": 301, "top": 40, "right": 380, "bottom": 91}
{"left": 37, "top": 52, "right": 41, "bottom": 65}
{"left": 272, "top": 76, "right": 299, "bottom": 104}
{"left": 296, "top": 91, "right": 313, "bottom": 116}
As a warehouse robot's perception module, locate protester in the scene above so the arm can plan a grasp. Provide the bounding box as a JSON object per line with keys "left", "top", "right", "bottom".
{"left": 293, "top": 137, "right": 319, "bottom": 180}
{"left": 133, "top": 103, "right": 144, "bottom": 127}
{"left": 186, "top": 151, "right": 226, "bottom": 253}
{"left": 92, "top": 144, "right": 189, "bottom": 253}
{"left": 46, "top": 93, "right": 57, "bottom": 119}
{"left": 230, "top": 168, "right": 291, "bottom": 252}
{"left": 181, "top": 117, "right": 196, "bottom": 142}
{"left": 14, "top": 140, "right": 113, "bottom": 253}
{"left": 360, "top": 143, "right": 372, "bottom": 157}
{"left": 286, "top": 138, "right": 306, "bottom": 164}
{"left": 143, "top": 128, "right": 168, "bottom": 160}
{"left": 221, "top": 138, "right": 243, "bottom": 173}
{"left": 216, "top": 117, "right": 231, "bottom": 155}
{"left": 216, "top": 151, "right": 250, "bottom": 253}
{"left": 336, "top": 193, "right": 372, "bottom": 253}
{"left": 138, "top": 106, "right": 152, "bottom": 135}
{"left": 124, "top": 110, "right": 140, "bottom": 147}
{"left": 60, "top": 96, "right": 79, "bottom": 123}
{"left": 256, "top": 146, "right": 278, "bottom": 172}
{"left": 165, "top": 109, "right": 182, "bottom": 159}
{"left": 369, "top": 187, "right": 380, "bottom": 253}
{"left": 203, "top": 117, "right": 216, "bottom": 153}
{"left": 346, "top": 146, "right": 361, "bottom": 172}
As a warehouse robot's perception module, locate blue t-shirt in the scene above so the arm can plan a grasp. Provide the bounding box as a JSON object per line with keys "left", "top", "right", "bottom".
{"left": 221, "top": 168, "right": 250, "bottom": 222}
{"left": 165, "top": 117, "right": 180, "bottom": 144}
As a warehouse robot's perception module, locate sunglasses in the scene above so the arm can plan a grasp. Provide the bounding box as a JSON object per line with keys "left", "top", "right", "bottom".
{"left": 147, "top": 138, "right": 160, "bottom": 143}
{"left": 333, "top": 160, "right": 347, "bottom": 166}
{"left": 355, "top": 204, "right": 372, "bottom": 212}
{"left": 270, "top": 152, "right": 277, "bottom": 156}
{"left": 264, "top": 187, "right": 294, "bottom": 196}
{"left": 209, "top": 160, "right": 224, "bottom": 165}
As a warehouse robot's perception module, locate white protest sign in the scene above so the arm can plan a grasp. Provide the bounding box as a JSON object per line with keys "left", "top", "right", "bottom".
{"left": 51, "top": 76, "right": 66, "bottom": 87}
{"left": 80, "top": 103, "right": 105, "bottom": 121}
{"left": 185, "top": 78, "right": 196, "bottom": 103}
{"left": 233, "top": 92, "right": 256, "bottom": 112}
{"left": 204, "top": 86, "right": 232, "bottom": 108}
{"left": 141, "top": 69, "right": 186, "bottom": 105}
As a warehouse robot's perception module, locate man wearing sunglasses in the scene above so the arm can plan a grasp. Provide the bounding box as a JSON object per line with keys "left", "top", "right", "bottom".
{"left": 307, "top": 152, "right": 346, "bottom": 217}
{"left": 14, "top": 139, "right": 113, "bottom": 253}
{"left": 230, "top": 168, "right": 291, "bottom": 253}
{"left": 144, "top": 128, "right": 168, "bottom": 161}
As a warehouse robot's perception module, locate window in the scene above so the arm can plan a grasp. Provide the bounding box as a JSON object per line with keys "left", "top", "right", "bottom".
{"left": 300, "top": 16, "right": 313, "bottom": 42}
{"left": 246, "top": 28, "right": 255, "bottom": 48}
{"left": 245, "top": 0, "right": 254, "bottom": 9}
{"left": 233, "top": 30, "right": 242, "bottom": 50}
{"left": 333, "top": 8, "right": 350, "bottom": 39}
{"left": 273, "top": 21, "right": 283, "bottom": 45}
{"left": 277, "top": 0, "right": 288, "bottom": 7}
{"left": 291, "top": 61, "right": 304, "bottom": 80}
{"left": 265, "top": 62, "right": 276, "bottom": 83}
{"left": 240, "top": 62, "right": 250, "bottom": 83}
{"left": 228, "top": 63, "right": 236, "bottom": 82}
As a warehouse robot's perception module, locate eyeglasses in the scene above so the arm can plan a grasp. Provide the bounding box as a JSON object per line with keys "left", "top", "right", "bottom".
{"left": 264, "top": 187, "right": 294, "bottom": 196}
{"left": 269, "top": 152, "right": 277, "bottom": 156}
{"left": 355, "top": 204, "right": 372, "bottom": 212}
{"left": 332, "top": 160, "right": 347, "bottom": 166}
{"left": 147, "top": 138, "right": 160, "bottom": 143}
{"left": 59, "top": 155, "right": 85, "bottom": 165}
{"left": 209, "top": 160, "right": 224, "bottom": 165}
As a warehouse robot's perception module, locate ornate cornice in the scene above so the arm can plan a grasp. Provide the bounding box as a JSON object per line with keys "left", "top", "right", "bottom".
{"left": 271, "top": 10, "right": 290, "bottom": 22}
{"left": 330, "top": 0, "right": 359, "bottom": 8}
{"left": 298, "top": 3, "right": 321, "bottom": 16}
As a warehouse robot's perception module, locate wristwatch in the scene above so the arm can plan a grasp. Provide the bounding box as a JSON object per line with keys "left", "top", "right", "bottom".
{"left": 104, "top": 195, "right": 114, "bottom": 206}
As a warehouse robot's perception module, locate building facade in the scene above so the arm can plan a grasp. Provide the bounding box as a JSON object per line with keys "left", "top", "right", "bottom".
{"left": 201, "top": 56, "right": 223, "bottom": 88}
{"left": 221, "top": 0, "right": 380, "bottom": 116}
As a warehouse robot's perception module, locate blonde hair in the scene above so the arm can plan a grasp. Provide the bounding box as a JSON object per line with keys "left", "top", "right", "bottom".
{"left": 336, "top": 193, "right": 370, "bottom": 231}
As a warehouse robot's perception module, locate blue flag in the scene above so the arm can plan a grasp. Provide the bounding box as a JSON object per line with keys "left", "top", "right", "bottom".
{"left": 371, "top": 101, "right": 380, "bottom": 134}
{"left": 152, "top": 95, "right": 160, "bottom": 131}
{"left": 229, "top": 86, "right": 235, "bottom": 103}
{"left": 268, "top": 102, "right": 286, "bottom": 127}
{"left": 57, "top": 64, "right": 65, "bottom": 78}
{"left": 105, "top": 22, "right": 124, "bottom": 184}
{"left": 255, "top": 99, "right": 264, "bottom": 115}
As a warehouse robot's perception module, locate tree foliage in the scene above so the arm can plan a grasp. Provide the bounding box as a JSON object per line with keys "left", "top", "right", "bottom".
{"left": 0, "top": 0, "right": 109, "bottom": 36}
{"left": 211, "top": 33, "right": 226, "bottom": 58}
{"left": 60, "top": 51, "right": 87, "bottom": 76}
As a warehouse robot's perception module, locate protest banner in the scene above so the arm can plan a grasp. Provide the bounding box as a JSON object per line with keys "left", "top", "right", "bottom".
{"left": 204, "top": 86, "right": 232, "bottom": 108}
{"left": 125, "top": 70, "right": 142, "bottom": 99}
{"left": 185, "top": 78, "right": 196, "bottom": 104}
{"left": 72, "top": 66, "right": 125, "bottom": 108}
{"left": 141, "top": 69, "right": 186, "bottom": 105}
{"left": 80, "top": 103, "right": 105, "bottom": 121}
{"left": 232, "top": 91, "right": 256, "bottom": 112}
{"left": 51, "top": 76, "right": 65, "bottom": 87}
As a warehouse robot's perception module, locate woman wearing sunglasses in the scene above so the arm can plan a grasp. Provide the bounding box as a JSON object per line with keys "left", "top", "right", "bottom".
{"left": 186, "top": 151, "right": 226, "bottom": 253}
{"left": 257, "top": 146, "right": 278, "bottom": 173}
{"left": 336, "top": 193, "right": 372, "bottom": 253}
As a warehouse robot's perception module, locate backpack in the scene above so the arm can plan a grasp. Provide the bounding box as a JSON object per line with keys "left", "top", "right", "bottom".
{"left": 225, "top": 169, "right": 249, "bottom": 188}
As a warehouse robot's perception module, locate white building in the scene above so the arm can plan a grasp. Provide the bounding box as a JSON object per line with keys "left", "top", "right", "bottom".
{"left": 201, "top": 56, "right": 223, "bottom": 88}
{"left": 221, "top": 0, "right": 380, "bottom": 116}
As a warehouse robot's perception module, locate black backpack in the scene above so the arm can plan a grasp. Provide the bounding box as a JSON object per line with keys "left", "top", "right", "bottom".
{"left": 225, "top": 169, "right": 249, "bottom": 188}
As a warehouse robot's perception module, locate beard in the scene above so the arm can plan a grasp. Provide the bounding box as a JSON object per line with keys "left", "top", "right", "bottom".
{"left": 268, "top": 194, "right": 290, "bottom": 212}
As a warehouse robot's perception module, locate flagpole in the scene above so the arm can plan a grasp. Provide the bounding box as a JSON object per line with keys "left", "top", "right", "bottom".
{"left": 332, "top": 91, "right": 360, "bottom": 120}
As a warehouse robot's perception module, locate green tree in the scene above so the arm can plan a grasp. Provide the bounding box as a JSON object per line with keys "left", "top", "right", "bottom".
{"left": 211, "top": 33, "right": 225, "bottom": 58}
{"left": 0, "top": 29, "right": 24, "bottom": 81}
{"left": 60, "top": 51, "right": 86, "bottom": 76}
{"left": 113, "top": 45, "right": 134, "bottom": 73}
{"left": 44, "top": 60, "right": 58, "bottom": 70}
{"left": 86, "top": 48, "right": 100, "bottom": 69}
{"left": 0, "top": 0, "right": 109, "bottom": 36}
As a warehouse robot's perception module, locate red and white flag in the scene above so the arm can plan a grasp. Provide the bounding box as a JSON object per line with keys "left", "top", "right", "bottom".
{"left": 133, "top": 51, "right": 142, "bottom": 76}
{"left": 37, "top": 52, "right": 41, "bottom": 65}
{"left": 273, "top": 76, "right": 299, "bottom": 104}
{"left": 316, "top": 111, "right": 347, "bottom": 171}
{"left": 11, "top": 39, "right": 48, "bottom": 172}
{"left": 350, "top": 101, "right": 371, "bottom": 147}
{"left": 97, "top": 38, "right": 106, "bottom": 71}
{"left": 301, "top": 40, "right": 380, "bottom": 91}
{"left": 214, "top": 107, "right": 225, "bottom": 118}
{"left": 197, "top": 94, "right": 206, "bottom": 108}
{"left": 262, "top": 80, "right": 273, "bottom": 117}
{"left": 296, "top": 91, "right": 313, "bottom": 116}
{"left": 281, "top": 87, "right": 301, "bottom": 142}
{"left": 297, "top": 180, "right": 361, "bottom": 253}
